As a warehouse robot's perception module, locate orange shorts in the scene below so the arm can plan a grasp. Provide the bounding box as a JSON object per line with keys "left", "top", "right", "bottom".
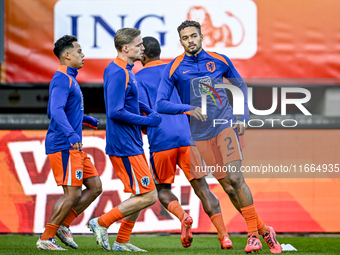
{"left": 109, "top": 154, "right": 156, "bottom": 195}
{"left": 150, "top": 146, "right": 206, "bottom": 184}
{"left": 195, "top": 127, "right": 242, "bottom": 179}
{"left": 48, "top": 150, "right": 99, "bottom": 186}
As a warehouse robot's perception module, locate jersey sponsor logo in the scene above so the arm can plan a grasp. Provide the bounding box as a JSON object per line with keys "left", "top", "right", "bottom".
{"left": 183, "top": 70, "right": 191, "bottom": 74}
{"left": 141, "top": 176, "right": 150, "bottom": 187}
{"left": 206, "top": 61, "right": 216, "bottom": 72}
{"left": 75, "top": 170, "right": 83, "bottom": 180}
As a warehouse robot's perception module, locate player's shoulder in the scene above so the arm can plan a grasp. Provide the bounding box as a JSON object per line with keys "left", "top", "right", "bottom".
{"left": 51, "top": 70, "right": 72, "bottom": 88}
{"left": 205, "top": 51, "right": 231, "bottom": 66}
{"left": 105, "top": 61, "right": 128, "bottom": 77}
{"left": 167, "top": 53, "right": 186, "bottom": 78}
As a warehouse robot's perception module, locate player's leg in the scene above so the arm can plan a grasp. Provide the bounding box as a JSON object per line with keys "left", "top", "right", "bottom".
{"left": 216, "top": 127, "right": 281, "bottom": 253}
{"left": 151, "top": 148, "right": 193, "bottom": 248}
{"left": 57, "top": 152, "right": 102, "bottom": 249}
{"left": 113, "top": 206, "right": 147, "bottom": 252}
{"left": 88, "top": 154, "right": 157, "bottom": 251}
{"left": 179, "top": 145, "right": 233, "bottom": 249}
{"left": 37, "top": 150, "right": 85, "bottom": 250}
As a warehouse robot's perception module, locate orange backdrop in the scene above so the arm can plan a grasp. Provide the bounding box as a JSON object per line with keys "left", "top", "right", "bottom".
{"left": 2, "top": 0, "right": 340, "bottom": 83}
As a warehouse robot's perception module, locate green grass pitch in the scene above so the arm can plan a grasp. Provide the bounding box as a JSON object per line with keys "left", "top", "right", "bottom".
{"left": 0, "top": 234, "right": 339, "bottom": 254}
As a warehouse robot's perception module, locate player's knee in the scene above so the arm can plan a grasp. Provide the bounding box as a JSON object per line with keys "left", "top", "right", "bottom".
{"left": 228, "top": 176, "right": 245, "bottom": 189}
{"left": 93, "top": 184, "right": 103, "bottom": 198}
{"left": 144, "top": 189, "right": 158, "bottom": 206}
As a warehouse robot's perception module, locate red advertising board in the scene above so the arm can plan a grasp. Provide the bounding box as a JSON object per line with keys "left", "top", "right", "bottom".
{"left": 1, "top": 129, "right": 340, "bottom": 233}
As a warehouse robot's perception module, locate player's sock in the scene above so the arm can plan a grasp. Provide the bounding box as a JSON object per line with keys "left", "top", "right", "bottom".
{"left": 40, "top": 223, "right": 60, "bottom": 240}
{"left": 167, "top": 200, "right": 185, "bottom": 221}
{"left": 256, "top": 212, "right": 270, "bottom": 235}
{"left": 241, "top": 204, "right": 259, "bottom": 238}
{"left": 210, "top": 213, "right": 229, "bottom": 241}
{"left": 116, "top": 220, "right": 135, "bottom": 244}
{"left": 98, "top": 206, "right": 125, "bottom": 228}
{"left": 62, "top": 209, "right": 78, "bottom": 227}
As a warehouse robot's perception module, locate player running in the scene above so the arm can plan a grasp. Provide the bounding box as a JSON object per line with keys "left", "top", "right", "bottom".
{"left": 136, "top": 36, "right": 233, "bottom": 249}
{"left": 36, "top": 35, "right": 102, "bottom": 250}
{"left": 87, "top": 28, "right": 161, "bottom": 252}
{"left": 156, "top": 21, "right": 282, "bottom": 254}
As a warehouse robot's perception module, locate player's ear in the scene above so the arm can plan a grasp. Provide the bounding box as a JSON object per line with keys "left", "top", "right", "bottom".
{"left": 63, "top": 50, "right": 71, "bottom": 60}
{"left": 122, "top": 45, "right": 129, "bottom": 53}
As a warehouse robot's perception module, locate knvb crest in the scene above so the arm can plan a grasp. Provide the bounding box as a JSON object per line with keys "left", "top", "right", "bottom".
{"left": 76, "top": 170, "right": 83, "bottom": 180}
{"left": 141, "top": 176, "right": 150, "bottom": 187}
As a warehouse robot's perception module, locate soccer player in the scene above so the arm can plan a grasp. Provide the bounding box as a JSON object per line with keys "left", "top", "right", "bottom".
{"left": 87, "top": 28, "right": 162, "bottom": 251}
{"left": 36, "top": 35, "right": 103, "bottom": 250}
{"left": 156, "top": 21, "right": 282, "bottom": 254}
{"left": 135, "top": 36, "right": 233, "bottom": 249}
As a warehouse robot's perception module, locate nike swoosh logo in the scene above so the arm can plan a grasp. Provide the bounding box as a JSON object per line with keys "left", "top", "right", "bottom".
{"left": 227, "top": 152, "right": 235, "bottom": 157}
{"left": 183, "top": 70, "right": 190, "bottom": 74}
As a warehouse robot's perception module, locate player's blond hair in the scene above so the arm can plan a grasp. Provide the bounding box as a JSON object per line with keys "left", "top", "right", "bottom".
{"left": 114, "top": 28, "right": 141, "bottom": 51}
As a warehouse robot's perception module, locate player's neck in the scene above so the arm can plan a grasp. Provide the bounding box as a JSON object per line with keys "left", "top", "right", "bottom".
{"left": 117, "top": 53, "right": 135, "bottom": 65}
{"left": 185, "top": 47, "right": 203, "bottom": 58}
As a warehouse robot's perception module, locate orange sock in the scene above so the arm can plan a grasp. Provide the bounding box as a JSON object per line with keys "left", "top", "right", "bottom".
{"left": 167, "top": 200, "right": 185, "bottom": 221}
{"left": 62, "top": 209, "right": 78, "bottom": 227}
{"left": 210, "top": 213, "right": 229, "bottom": 241}
{"left": 116, "top": 220, "right": 135, "bottom": 244}
{"left": 40, "top": 223, "right": 60, "bottom": 240}
{"left": 241, "top": 204, "right": 259, "bottom": 238}
{"left": 256, "top": 212, "right": 270, "bottom": 235}
{"left": 98, "top": 207, "right": 125, "bottom": 228}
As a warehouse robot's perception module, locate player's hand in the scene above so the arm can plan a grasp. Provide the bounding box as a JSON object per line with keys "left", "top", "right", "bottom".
{"left": 83, "top": 116, "right": 99, "bottom": 129}
{"left": 147, "top": 112, "right": 162, "bottom": 127}
{"left": 233, "top": 120, "right": 248, "bottom": 135}
{"left": 190, "top": 107, "right": 207, "bottom": 122}
{"left": 71, "top": 142, "right": 83, "bottom": 151}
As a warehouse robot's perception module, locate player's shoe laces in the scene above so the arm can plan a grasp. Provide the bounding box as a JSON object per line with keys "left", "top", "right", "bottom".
{"left": 244, "top": 235, "right": 262, "bottom": 253}
{"left": 220, "top": 236, "right": 234, "bottom": 249}
{"left": 56, "top": 225, "right": 78, "bottom": 249}
{"left": 87, "top": 217, "right": 111, "bottom": 251}
{"left": 112, "top": 241, "right": 147, "bottom": 252}
{"left": 181, "top": 213, "right": 193, "bottom": 248}
{"left": 36, "top": 237, "right": 67, "bottom": 250}
{"left": 263, "top": 227, "right": 282, "bottom": 254}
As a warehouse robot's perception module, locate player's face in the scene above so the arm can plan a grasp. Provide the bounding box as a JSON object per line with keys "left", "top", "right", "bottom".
{"left": 179, "top": 26, "right": 203, "bottom": 56}
{"left": 68, "top": 42, "right": 85, "bottom": 69}
{"left": 127, "top": 35, "right": 145, "bottom": 62}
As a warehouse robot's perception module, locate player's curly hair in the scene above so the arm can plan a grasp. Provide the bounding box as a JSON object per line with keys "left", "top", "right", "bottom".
{"left": 177, "top": 20, "right": 202, "bottom": 36}
{"left": 114, "top": 28, "right": 141, "bottom": 51}
{"left": 53, "top": 35, "right": 78, "bottom": 59}
{"left": 142, "top": 37, "right": 161, "bottom": 59}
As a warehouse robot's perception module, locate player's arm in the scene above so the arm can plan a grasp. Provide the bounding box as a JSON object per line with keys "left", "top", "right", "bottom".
{"left": 49, "top": 76, "right": 81, "bottom": 145}
{"left": 136, "top": 78, "right": 154, "bottom": 116}
{"left": 223, "top": 56, "right": 249, "bottom": 135}
{"left": 83, "top": 115, "right": 99, "bottom": 129}
{"left": 106, "top": 69, "right": 161, "bottom": 127}
{"left": 156, "top": 65, "right": 192, "bottom": 115}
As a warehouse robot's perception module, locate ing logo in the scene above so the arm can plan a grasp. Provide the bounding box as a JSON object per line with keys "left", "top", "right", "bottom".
{"left": 206, "top": 61, "right": 216, "bottom": 72}
{"left": 187, "top": 6, "right": 245, "bottom": 48}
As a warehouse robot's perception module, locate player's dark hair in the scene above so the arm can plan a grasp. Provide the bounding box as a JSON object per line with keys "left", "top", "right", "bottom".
{"left": 142, "top": 37, "right": 161, "bottom": 59}
{"left": 53, "top": 35, "right": 78, "bottom": 59}
{"left": 177, "top": 20, "right": 202, "bottom": 37}
{"left": 114, "top": 28, "right": 141, "bottom": 51}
